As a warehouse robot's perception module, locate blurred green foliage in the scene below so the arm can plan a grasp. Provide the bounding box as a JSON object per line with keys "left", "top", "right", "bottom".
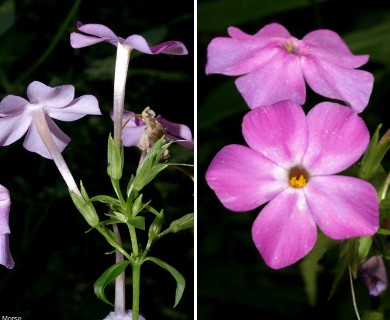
{"left": 0, "top": 0, "right": 193, "bottom": 319}
{"left": 198, "top": 0, "right": 390, "bottom": 319}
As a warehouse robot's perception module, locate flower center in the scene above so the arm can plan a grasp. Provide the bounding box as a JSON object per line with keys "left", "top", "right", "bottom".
{"left": 282, "top": 38, "right": 300, "bottom": 55}
{"left": 288, "top": 166, "right": 309, "bottom": 188}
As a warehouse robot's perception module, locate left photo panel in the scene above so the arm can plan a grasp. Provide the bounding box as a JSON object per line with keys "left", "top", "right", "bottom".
{"left": 0, "top": 0, "right": 194, "bottom": 319}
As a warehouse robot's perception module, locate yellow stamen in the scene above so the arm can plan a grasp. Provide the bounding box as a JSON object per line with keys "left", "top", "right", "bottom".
{"left": 289, "top": 174, "right": 307, "bottom": 188}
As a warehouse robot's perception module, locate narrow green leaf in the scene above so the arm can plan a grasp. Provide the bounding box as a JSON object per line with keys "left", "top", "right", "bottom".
{"left": 94, "top": 261, "right": 131, "bottom": 306}
{"left": 90, "top": 195, "right": 121, "bottom": 207}
{"left": 144, "top": 256, "right": 185, "bottom": 307}
{"left": 358, "top": 237, "right": 373, "bottom": 261}
{"left": 377, "top": 228, "right": 390, "bottom": 236}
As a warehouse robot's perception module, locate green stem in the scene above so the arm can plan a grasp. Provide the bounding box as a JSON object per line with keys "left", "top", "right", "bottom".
{"left": 380, "top": 171, "right": 390, "bottom": 201}
{"left": 127, "top": 224, "right": 139, "bottom": 257}
{"left": 349, "top": 265, "right": 361, "bottom": 320}
{"left": 16, "top": 0, "right": 82, "bottom": 86}
{"left": 131, "top": 262, "right": 141, "bottom": 320}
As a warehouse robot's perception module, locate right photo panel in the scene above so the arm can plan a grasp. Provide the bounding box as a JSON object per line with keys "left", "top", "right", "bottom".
{"left": 197, "top": 0, "right": 390, "bottom": 319}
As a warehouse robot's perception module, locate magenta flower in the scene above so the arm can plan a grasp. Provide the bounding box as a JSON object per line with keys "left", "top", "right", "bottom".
{"left": 0, "top": 81, "right": 100, "bottom": 158}
{"left": 206, "top": 23, "right": 374, "bottom": 113}
{"left": 0, "top": 184, "right": 14, "bottom": 269}
{"left": 70, "top": 22, "right": 188, "bottom": 55}
{"left": 358, "top": 256, "right": 387, "bottom": 296}
{"left": 116, "top": 110, "right": 193, "bottom": 149}
{"left": 205, "top": 100, "right": 379, "bottom": 269}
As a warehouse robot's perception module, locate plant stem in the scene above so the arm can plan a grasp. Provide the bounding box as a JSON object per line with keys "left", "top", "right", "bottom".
{"left": 31, "top": 108, "right": 80, "bottom": 196}
{"left": 113, "top": 224, "right": 126, "bottom": 314}
{"left": 349, "top": 266, "right": 361, "bottom": 320}
{"left": 131, "top": 262, "right": 141, "bottom": 320}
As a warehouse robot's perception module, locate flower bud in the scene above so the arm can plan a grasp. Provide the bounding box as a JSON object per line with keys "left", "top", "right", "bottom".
{"left": 169, "top": 213, "right": 194, "bottom": 233}
{"left": 107, "top": 134, "right": 124, "bottom": 180}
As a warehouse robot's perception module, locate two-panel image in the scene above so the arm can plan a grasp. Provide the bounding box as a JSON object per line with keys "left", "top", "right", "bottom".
{"left": 0, "top": 0, "right": 389, "bottom": 319}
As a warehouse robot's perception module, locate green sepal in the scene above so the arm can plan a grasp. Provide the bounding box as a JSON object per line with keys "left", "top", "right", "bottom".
{"left": 107, "top": 133, "right": 124, "bottom": 180}
{"left": 69, "top": 182, "right": 99, "bottom": 228}
{"left": 94, "top": 260, "right": 131, "bottom": 306}
{"left": 169, "top": 213, "right": 194, "bottom": 233}
{"left": 132, "top": 194, "right": 151, "bottom": 217}
{"left": 359, "top": 124, "right": 390, "bottom": 180}
{"left": 133, "top": 137, "right": 171, "bottom": 192}
{"left": 144, "top": 256, "right": 185, "bottom": 308}
{"left": 358, "top": 236, "right": 373, "bottom": 261}
{"left": 147, "top": 213, "right": 165, "bottom": 248}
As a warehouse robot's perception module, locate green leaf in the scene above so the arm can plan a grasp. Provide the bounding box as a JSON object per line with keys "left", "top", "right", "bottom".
{"left": 359, "top": 124, "right": 390, "bottom": 181}
{"left": 299, "top": 232, "right": 335, "bottom": 306}
{"left": 94, "top": 261, "right": 131, "bottom": 306}
{"left": 133, "top": 137, "right": 170, "bottom": 192}
{"left": 377, "top": 228, "right": 390, "bottom": 236}
{"left": 144, "top": 256, "right": 185, "bottom": 308}
{"left": 358, "top": 237, "right": 373, "bottom": 261}
{"left": 128, "top": 216, "right": 145, "bottom": 230}
{"left": 89, "top": 195, "right": 121, "bottom": 207}
{"left": 198, "top": 0, "right": 328, "bottom": 32}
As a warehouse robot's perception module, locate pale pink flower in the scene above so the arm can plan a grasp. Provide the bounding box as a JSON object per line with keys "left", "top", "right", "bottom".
{"left": 0, "top": 184, "right": 14, "bottom": 269}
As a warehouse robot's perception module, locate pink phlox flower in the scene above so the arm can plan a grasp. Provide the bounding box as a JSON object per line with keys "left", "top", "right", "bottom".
{"left": 70, "top": 22, "right": 188, "bottom": 55}
{"left": 205, "top": 100, "right": 379, "bottom": 269}
{"left": 0, "top": 81, "right": 101, "bottom": 159}
{"left": 0, "top": 184, "right": 14, "bottom": 269}
{"left": 358, "top": 255, "right": 387, "bottom": 296}
{"left": 114, "top": 110, "right": 193, "bottom": 149}
{"left": 206, "top": 23, "right": 374, "bottom": 113}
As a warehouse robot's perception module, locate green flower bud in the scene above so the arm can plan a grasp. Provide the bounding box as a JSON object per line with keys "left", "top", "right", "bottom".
{"left": 169, "top": 213, "right": 194, "bottom": 233}
{"left": 107, "top": 134, "right": 124, "bottom": 180}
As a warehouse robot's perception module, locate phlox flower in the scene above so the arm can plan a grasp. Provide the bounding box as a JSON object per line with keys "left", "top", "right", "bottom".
{"left": 205, "top": 100, "right": 379, "bottom": 269}
{"left": 0, "top": 184, "right": 14, "bottom": 269}
{"left": 358, "top": 256, "right": 387, "bottom": 296}
{"left": 206, "top": 23, "right": 374, "bottom": 113}
{"left": 70, "top": 22, "right": 188, "bottom": 55}
{"left": 0, "top": 81, "right": 101, "bottom": 193}
{"left": 116, "top": 110, "right": 194, "bottom": 150}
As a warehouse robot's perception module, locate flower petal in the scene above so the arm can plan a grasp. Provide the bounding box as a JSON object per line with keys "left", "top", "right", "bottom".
{"left": 235, "top": 51, "right": 305, "bottom": 109}
{"left": 0, "top": 113, "right": 32, "bottom": 146}
{"left": 0, "top": 185, "right": 11, "bottom": 235}
{"left": 206, "top": 35, "right": 280, "bottom": 75}
{"left": 0, "top": 95, "right": 29, "bottom": 116}
{"left": 23, "top": 116, "right": 70, "bottom": 159}
{"left": 252, "top": 189, "right": 317, "bottom": 269}
{"left": 158, "top": 117, "right": 193, "bottom": 149}
{"left": 306, "top": 175, "right": 379, "bottom": 239}
{"left": 253, "top": 23, "right": 291, "bottom": 39}
{"left": 0, "top": 234, "right": 14, "bottom": 269}
{"left": 205, "top": 144, "right": 287, "bottom": 212}
{"left": 302, "top": 57, "right": 374, "bottom": 113}
{"left": 70, "top": 22, "right": 119, "bottom": 47}
{"left": 123, "top": 35, "right": 188, "bottom": 55}
{"left": 47, "top": 95, "right": 101, "bottom": 121}
{"left": 242, "top": 101, "right": 307, "bottom": 167}
{"left": 27, "top": 81, "right": 75, "bottom": 108}
{"left": 302, "top": 102, "right": 369, "bottom": 175}
{"left": 302, "top": 29, "right": 369, "bottom": 68}
{"left": 122, "top": 123, "right": 146, "bottom": 147}
{"left": 70, "top": 32, "right": 108, "bottom": 48}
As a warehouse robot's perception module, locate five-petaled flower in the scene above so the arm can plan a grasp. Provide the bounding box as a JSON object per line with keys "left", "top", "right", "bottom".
{"left": 205, "top": 100, "right": 379, "bottom": 269}
{"left": 0, "top": 184, "right": 14, "bottom": 269}
{"left": 206, "top": 23, "right": 374, "bottom": 113}
{"left": 0, "top": 81, "right": 101, "bottom": 194}
{"left": 70, "top": 21, "right": 188, "bottom": 55}
{"left": 118, "top": 109, "right": 194, "bottom": 150}
{"left": 0, "top": 81, "right": 101, "bottom": 159}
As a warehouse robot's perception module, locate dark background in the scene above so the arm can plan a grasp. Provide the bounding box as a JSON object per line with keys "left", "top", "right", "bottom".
{"left": 198, "top": 0, "right": 390, "bottom": 319}
{"left": 0, "top": 0, "right": 194, "bottom": 319}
